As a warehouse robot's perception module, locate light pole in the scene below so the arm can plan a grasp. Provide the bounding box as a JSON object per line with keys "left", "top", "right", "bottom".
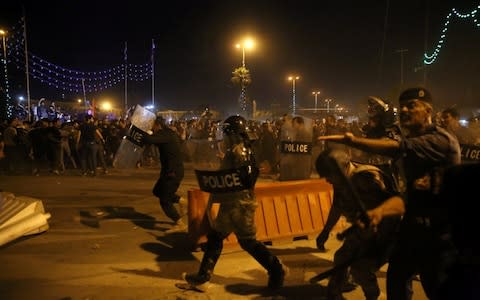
{"left": 312, "top": 91, "right": 320, "bottom": 113}
{"left": 0, "top": 29, "right": 12, "bottom": 119}
{"left": 395, "top": 48, "right": 408, "bottom": 86}
{"left": 325, "top": 98, "right": 332, "bottom": 114}
{"left": 235, "top": 38, "right": 254, "bottom": 117}
{"left": 235, "top": 38, "right": 254, "bottom": 68}
{"left": 288, "top": 75, "right": 300, "bottom": 115}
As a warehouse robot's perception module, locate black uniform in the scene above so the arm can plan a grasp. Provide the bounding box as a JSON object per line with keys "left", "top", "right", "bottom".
{"left": 437, "top": 163, "right": 480, "bottom": 300}
{"left": 144, "top": 126, "right": 184, "bottom": 223}
{"left": 183, "top": 115, "right": 286, "bottom": 290}
{"left": 386, "top": 125, "right": 460, "bottom": 300}
{"left": 316, "top": 150, "right": 401, "bottom": 300}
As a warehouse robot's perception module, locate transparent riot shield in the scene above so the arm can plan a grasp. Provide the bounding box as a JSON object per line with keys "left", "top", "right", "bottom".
{"left": 278, "top": 115, "right": 313, "bottom": 181}
{"left": 193, "top": 139, "right": 258, "bottom": 194}
{"left": 192, "top": 119, "right": 259, "bottom": 236}
{"left": 193, "top": 116, "right": 259, "bottom": 192}
{"left": 112, "top": 105, "right": 156, "bottom": 168}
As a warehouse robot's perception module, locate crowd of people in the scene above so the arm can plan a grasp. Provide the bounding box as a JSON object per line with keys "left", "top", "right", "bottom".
{"left": 1, "top": 86, "right": 479, "bottom": 299}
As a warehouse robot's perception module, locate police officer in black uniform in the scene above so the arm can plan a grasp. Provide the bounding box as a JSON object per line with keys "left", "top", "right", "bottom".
{"left": 144, "top": 116, "right": 186, "bottom": 233}
{"left": 181, "top": 115, "right": 287, "bottom": 291}
{"left": 315, "top": 149, "right": 402, "bottom": 300}
{"left": 320, "top": 87, "right": 461, "bottom": 300}
{"left": 316, "top": 96, "right": 401, "bottom": 252}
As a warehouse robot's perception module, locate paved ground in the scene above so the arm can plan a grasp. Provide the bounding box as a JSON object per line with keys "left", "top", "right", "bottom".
{"left": 0, "top": 164, "right": 428, "bottom": 300}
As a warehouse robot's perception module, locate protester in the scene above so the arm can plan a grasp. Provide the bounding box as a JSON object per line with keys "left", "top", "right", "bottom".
{"left": 76, "top": 115, "right": 104, "bottom": 176}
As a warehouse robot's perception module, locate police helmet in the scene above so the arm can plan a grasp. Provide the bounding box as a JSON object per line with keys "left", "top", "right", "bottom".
{"left": 367, "top": 96, "right": 396, "bottom": 128}
{"left": 222, "top": 115, "right": 248, "bottom": 136}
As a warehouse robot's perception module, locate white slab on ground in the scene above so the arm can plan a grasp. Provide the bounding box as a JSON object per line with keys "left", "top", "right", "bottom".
{"left": 0, "top": 192, "right": 51, "bottom": 246}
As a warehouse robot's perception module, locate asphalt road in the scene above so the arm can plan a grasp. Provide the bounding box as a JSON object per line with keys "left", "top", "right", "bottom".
{"left": 0, "top": 164, "right": 427, "bottom": 300}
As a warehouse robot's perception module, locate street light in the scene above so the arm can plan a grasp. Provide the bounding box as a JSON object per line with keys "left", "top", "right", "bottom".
{"left": 288, "top": 76, "right": 300, "bottom": 115}
{"left": 0, "top": 29, "right": 7, "bottom": 60}
{"left": 0, "top": 29, "right": 12, "bottom": 118}
{"left": 312, "top": 91, "right": 321, "bottom": 113}
{"left": 235, "top": 38, "right": 254, "bottom": 67}
{"left": 325, "top": 98, "right": 333, "bottom": 114}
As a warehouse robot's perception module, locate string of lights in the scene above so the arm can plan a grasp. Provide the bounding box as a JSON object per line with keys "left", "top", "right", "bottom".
{"left": 424, "top": 5, "right": 480, "bottom": 65}
{"left": 2, "top": 18, "right": 153, "bottom": 95}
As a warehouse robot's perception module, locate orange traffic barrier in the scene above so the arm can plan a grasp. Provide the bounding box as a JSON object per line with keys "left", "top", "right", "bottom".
{"left": 187, "top": 179, "right": 334, "bottom": 251}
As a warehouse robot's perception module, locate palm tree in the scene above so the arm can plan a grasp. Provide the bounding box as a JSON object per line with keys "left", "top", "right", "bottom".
{"left": 231, "top": 66, "right": 252, "bottom": 117}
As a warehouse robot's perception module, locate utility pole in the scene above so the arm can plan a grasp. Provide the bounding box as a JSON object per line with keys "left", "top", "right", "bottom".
{"left": 395, "top": 49, "right": 408, "bottom": 86}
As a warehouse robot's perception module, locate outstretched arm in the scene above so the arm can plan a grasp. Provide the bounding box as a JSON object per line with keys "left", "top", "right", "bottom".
{"left": 318, "top": 132, "right": 401, "bottom": 156}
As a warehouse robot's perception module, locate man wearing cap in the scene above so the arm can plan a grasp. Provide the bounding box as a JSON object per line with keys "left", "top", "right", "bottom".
{"left": 319, "top": 87, "right": 460, "bottom": 300}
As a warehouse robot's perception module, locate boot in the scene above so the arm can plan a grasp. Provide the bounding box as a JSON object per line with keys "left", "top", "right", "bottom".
{"left": 239, "top": 239, "right": 288, "bottom": 289}
{"left": 268, "top": 259, "right": 289, "bottom": 290}
{"left": 183, "top": 231, "right": 223, "bottom": 290}
{"left": 165, "top": 219, "right": 187, "bottom": 233}
{"left": 182, "top": 272, "right": 211, "bottom": 292}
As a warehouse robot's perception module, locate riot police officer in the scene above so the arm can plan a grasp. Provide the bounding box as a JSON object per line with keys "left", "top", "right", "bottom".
{"left": 316, "top": 96, "right": 402, "bottom": 252}
{"left": 143, "top": 116, "right": 186, "bottom": 233}
{"left": 314, "top": 149, "right": 402, "bottom": 300}
{"left": 181, "top": 115, "right": 288, "bottom": 291}
{"left": 320, "top": 87, "right": 461, "bottom": 300}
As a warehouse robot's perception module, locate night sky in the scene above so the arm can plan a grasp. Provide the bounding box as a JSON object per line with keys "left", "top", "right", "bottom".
{"left": 2, "top": 0, "right": 480, "bottom": 117}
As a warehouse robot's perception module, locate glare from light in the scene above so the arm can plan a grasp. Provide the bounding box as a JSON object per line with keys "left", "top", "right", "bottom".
{"left": 77, "top": 98, "right": 82, "bottom": 103}
{"left": 101, "top": 101, "right": 112, "bottom": 111}
{"left": 244, "top": 39, "right": 254, "bottom": 49}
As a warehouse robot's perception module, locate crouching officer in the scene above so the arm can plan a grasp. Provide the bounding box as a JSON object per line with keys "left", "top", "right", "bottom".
{"left": 180, "top": 115, "right": 288, "bottom": 291}
{"left": 313, "top": 149, "right": 402, "bottom": 300}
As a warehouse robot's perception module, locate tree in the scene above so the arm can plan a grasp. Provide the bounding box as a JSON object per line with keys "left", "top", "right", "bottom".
{"left": 231, "top": 66, "right": 252, "bottom": 117}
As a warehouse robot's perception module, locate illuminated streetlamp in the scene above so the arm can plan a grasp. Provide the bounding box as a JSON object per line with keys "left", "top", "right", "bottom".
{"left": 325, "top": 98, "right": 333, "bottom": 114}
{"left": 235, "top": 38, "right": 254, "bottom": 67}
{"left": 312, "top": 91, "right": 320, "bottom": 113}
{"left": 235, "top": 38, "right": 255, "bottom": 117}
{"left": 288, "top": 75, "right": 300, "bottom": 115}
{"left": 101, "top": 101, "right": 112, "bottom": 111}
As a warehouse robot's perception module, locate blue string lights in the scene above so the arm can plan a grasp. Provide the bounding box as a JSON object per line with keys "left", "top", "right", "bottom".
{"left": 4, "top": 18, "right": 153, "bottom": 94}
{"left": 424, "top": 5, "right": 480, "bottom": 65}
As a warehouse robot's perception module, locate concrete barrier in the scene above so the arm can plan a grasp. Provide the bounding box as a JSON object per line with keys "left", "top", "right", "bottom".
{"left": 187, "top": 179, "right": 334, "bottom": 251}
{"left": 0, "top": 193, "right": 51, "bottom": 247}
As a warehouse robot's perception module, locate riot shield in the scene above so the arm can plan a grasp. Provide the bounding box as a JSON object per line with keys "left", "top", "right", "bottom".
{"left": 112, "top": 105, "right": 156, "bottom": 168}
{"left": 460, "top": 144, "right": 480, "bottom": 163}
{"left": 278, "top": 115, "right": 313, "bottom": 181}
{"left": 193, "top": 133, "right": 257, "bottom": 194}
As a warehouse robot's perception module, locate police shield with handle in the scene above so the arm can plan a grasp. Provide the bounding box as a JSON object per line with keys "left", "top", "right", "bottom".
{"left": 112, "top": 105, "right": 156, "bottom": 168}
{"left": 278, "top": 115, "right": 313, "bottom": 181}
{"left": 439, "top": 106, "right": 480, "bottom": 163}
{"left": 177, "top": 115, "right": 288, "bottom": 292}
